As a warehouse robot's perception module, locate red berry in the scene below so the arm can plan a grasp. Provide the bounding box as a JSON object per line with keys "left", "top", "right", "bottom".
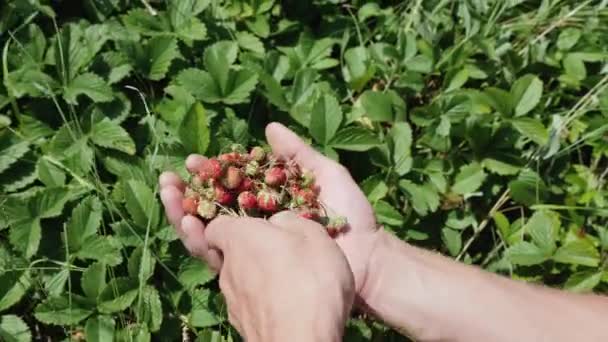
{"left": 295, "top": 188, "right": 316, "bottom": 206}
{"left": 200, "top": 159, "right": 222, "bottom": 180}
{"left": 219, "top": 152, "right": 241, "bottom": 164}
{"left": 222, "top": 166, "right": 242, "bottom": 189}
{"left": 264, "top": 167, "right": 287, "bottom": 186}
{"left": 238, "top": 191, "right": 258, "bottom": 210}
{"left": 326, "top": 216, "right": 347, "bottom": 238}
{"left": 214, "top": 185, "right": 234, "bottom": 205}
{"left": 182, "top": 197, "right": 199, "bottom": 215}
{"left": 298, "top": 210, "right": 319, "bottom": 220}
{"left": 249, "top": 146, "right": 266, "bottom": 162}
{"left": 288, "top": 184, "right": 301, "bottom": 195}
{"left": 257, "top": 190, "right": 280, "bottom": 212}
{"left": 238, "top": 177, "right": 253, "bottom": 192}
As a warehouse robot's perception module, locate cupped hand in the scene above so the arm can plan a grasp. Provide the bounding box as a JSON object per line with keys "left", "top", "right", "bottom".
{"left": 202, "top": 212, "right": 355, "bottom": 341}
{"left": 265, "top": 123, "right": 381, "bottom": 298}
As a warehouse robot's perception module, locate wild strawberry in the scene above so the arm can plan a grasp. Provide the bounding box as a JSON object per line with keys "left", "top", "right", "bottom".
{"left": 182, "top": 197, "right": 199, "bottom": 216}
{"left": 298, "top": 209, "right": 319, "bottom": 220}
{"left": 326, "top": 216, "right": 347, "bottom": 237}
{"left": 219, "top": 152, "right": 241, "bottom": 164}
{"left": 214, "top": 185, "right": 234, "bottom": 205}
{"left": 249, "top": 146, "right": 266, "bottom": 162}
{"left": 199, "top": 159, "right": 222, "bottom": 181}
{"left": 264, "top": 167, "right": 287, "bottom": 186}
{"left": 238, "top": 177, "right": 253, "bottom": 192}
{"left": 245, "top": 161, "right": 259, "bottom": 177}
{"left": 257, "top": 190, "right": 280, "bottom": 212}
{"left": 197, "top": 199, "right": 217, "bottom": 219}
{"left": 222, "top": 166, "right": 242, "bottom": 189}
{"left": 301, "top": 169, "right": 315, "bottom": 188}
{"left": 191, "top": 174, "right": 204, "bottom": 188}
{"left": 294, "top": 188, "right": 316, "bottom": 206}
{"left": 238, "top": 191, "right": 257, "bottom": 210}
{"left": 288, "top": 184, "right": 301, "bottom": 195}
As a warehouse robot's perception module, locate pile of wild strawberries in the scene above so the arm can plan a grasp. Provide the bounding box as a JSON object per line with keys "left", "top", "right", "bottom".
{"left": 181, "top": 146, "right": 347, "bottom": 237}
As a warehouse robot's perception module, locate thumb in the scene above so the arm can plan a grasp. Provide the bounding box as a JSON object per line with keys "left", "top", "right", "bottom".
{"left": 268, "top": 211, "right": 327, "bottom": 238}
{"left": 265, "top": 122, "right": 326, "bottom": 173}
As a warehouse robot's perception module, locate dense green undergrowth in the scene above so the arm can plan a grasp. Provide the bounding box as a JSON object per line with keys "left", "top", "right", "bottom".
{"left": 0, "top": 0, "right": 607, "bottom": 340}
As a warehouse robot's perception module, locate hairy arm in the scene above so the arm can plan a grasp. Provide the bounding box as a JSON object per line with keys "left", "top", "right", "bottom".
{"left": 360, "top": 230, "right": 608, "bottom": 342}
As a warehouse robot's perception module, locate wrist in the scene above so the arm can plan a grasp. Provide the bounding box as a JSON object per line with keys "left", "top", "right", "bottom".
{"left": 246, "top": 310, "right": 345, "bottom": 342}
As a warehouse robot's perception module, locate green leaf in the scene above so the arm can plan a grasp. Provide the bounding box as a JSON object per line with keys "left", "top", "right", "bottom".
{"left": 0, "top": 139, "right": 29, "bottom": 175}
{"left": 399, "top": 180, "right": 439, "bottom": 216}
{"left": 361, "top": 176, "right": 388, "bottom": 203}
{"left": 147, "top": 37, "right": 179, "bottom": 80}
{"left": 76, "top": 236, "right": 123, "bottom": 266}
{"left": 177, "top": 68, "right": 220, "bottom": 103}
{"left": 178, "top": 258, "right": 215, "bottom": 289}
{"left": 557, "top": 28, "right": 581, "bottom": 50}
{"left": 343, "top": 46, "right": 375, "bottom": 91}
{"left": 124, "top": 180, "right": 160, "bottom": 230}
{"left": 508, "top": 169, "right": 548, "bottom": 206}
{"left": 204, "top": 41, "right": 238, "bottom": 94}
{"left": 223, "top": 68, "right": 258, "bottom": 104}
{"left": 483, "top": 87, "right": 512, "bottom": 116}
{"left": 66, "top": 196, "right": 102, "bottom": 252}
{"left": 85, "top": 316, "right": 115, "bottom": 342}
{"left": 553, "top": 240, "right": 600, "bottom": 267}
{"left": 563, "top": 53, "right": 587, "bottom": 80}
{"left": 179, "top": 102, "right": 210, "bottom": 154}
{"left": 493, "top": 212, "right": 510, "bottom": 240}
{"left": 97, "top": 277, "right": 139, "bottom": 314}
{"left": 0, "top": 315, "right": 31, "bottom": 342}
{"left": 309, "top": 94, "right": 342, "bottom": 144}
{"left": 442, "top": 228, "right": 462, "bottom": 256}
{"left": 524, "top": 211, "right": 557, "bottom": 254}
{"left": 506, "top": 241, "right": 549, "bottom": 266}
{"left": 90, "top": 118, "right": 136, "bottom": 155}
{"left": 391, "top": 122, "right": 413, "bottom": 175}
{"left": 452, "top": 162, "right": 486, "bottom": 195}
{"left": 236, "top": 31, "right": 264, "bottom": 54}
{"left": 373, "top": 200, "right": 404, "bottom": 226}
{"left": 81, "top": 262, "right": 106, "bottom": 299}
{"left": 511, "top": 118, "right": 548, "bottom": 145}
{"left": 36, "top": 158, "right": 66, "bottom": 187}
{"left": 128, "top": 247, "right": 156, "bottom": 282}
{"left": 0, "top": 269, "right": 31, "bottom": 312}
{"left": 511, "top": 74, "right": 543, "bottom": 117}
{"left": 34, "top": 296, "right": 93, "bottom": 325}
{"left": 135, "top": 286, "right": 162, "bottom": 332}
{"left": 329, "top": 127, "right": 380, "bottom": 151}
{"left": 564, "top": 271, "right": 602, "bottom": 293}
{"left": 63, "top": 73, "right": 113, "bottom": 104}
{"left": 9, "top": 219, "right": 41, "bottom": 259}
{"left": 358, "top": 91, "right": 393, "bottom": 122}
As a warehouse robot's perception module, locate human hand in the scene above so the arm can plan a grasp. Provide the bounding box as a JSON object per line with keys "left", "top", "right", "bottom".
{"left": 265, "top": 123, "right": 381, "bottom": 303}
{"left": 200, "top": 212, "right": 355, "bottom": 341}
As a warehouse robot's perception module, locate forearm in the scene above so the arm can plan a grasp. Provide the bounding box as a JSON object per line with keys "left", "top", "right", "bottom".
{"left": 361, "top": 230, "right": 608, "bottom": 342}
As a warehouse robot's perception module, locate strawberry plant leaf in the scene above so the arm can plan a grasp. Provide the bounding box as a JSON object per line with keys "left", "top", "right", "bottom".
{"left": 524, "top": 211, "right": 557, "bottom": 255}
{"left": 442, "top": 228, "right": 462, "bottom": 257}
{"left": 390, "top": 122, "right": 413, "bottom": 176}
{"left": 0, "top": 315, "right": 31, "bottom": 342}
{"left": 343, "top": 46, "right": 375, "bottom": 91}
{"left": 564, "top": 271, "right": 602, "bottom": 293}
{"left": 63, "top": 72, "right": 113, "bottom": 104}
{"left": 506, "top": 241, "right": 549, "bottom": 266}
{"left": 204, "top": 41, "right": 238, "bottom": 94}
{"left": 147, "top": 37, "right": 179, "bottom": 80}
{"left": 511, "top": 118, "right": 548, "bottom": 145}
{"left": 36, "top": 158, "right": 66, "bottom": 187}
{"left": 177, "top": 68, "right": 221, "bottom": 103}
{"left": 179, "top": 102, "right": 210, "bottom": 155}
{"left": 358, "top": 91, "right": 393, "bottom": 122}
{"left": 0, "top": 269, "right": 31, "bottom": 311}
{"left": 85, "top": 315, "right": 115, "bottom": 342}
{"left": 90, "top": 118, "right": 136, "bottom": 155}
{"left": 9, "top": 219, "right": 41, "bottom": 259}
{"left": 124, "top": 180, "right": 160, "bottom": 230}
{"left": 309, "top": 94, "right": 342, "bottom": 145}
{"left": 508, "top": 169, "right": 548, "bottom": 206}
{"left": 75, "top": 236, "right": 123, "bottom": 266}
{"left": 66, "top": 196, "right": 102, "bottom": 252}
{"left": 97, "top": 277, "right": 138, "bottom": 314}
{"left": 34, "top": 296, "right": 94, "bottom": 325}
{"left": 82, "top": 262, "right": 107, "bottom": 299}
{"left": 511, "top": 74, "right": 543, "bottom": 117}
{"left": 329, "top": 127, "right": 380, "bottom": 151}
{"left": 223, "top": 68, "right": 258, "bottom": 104}
{"left": 452, "top": 162, "right": 486, "bottom": 195}
{"left": 128, "top": 247, "right": 155, "bottom": 283}
{"left": 373, "top": 200, "right": 404, "bottom": 226}
{"left": 178, "top": 258, "right": 215, "bottom": 290}
{"left": 135, "top": 286, "right": 162, "bottom": 332}
{"left": 553, "top": 240, "right": 600, "bottom": 267}
{"left": 0, "top": 135, "right": 29, "bottom": 174}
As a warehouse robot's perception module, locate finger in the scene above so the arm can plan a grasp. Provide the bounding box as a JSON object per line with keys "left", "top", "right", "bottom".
{"left": 159, "top": 171, "right": 185, "bottom": 192}
{"left": 180, "top": 215, "right": 223, "bottom": 271}
{"left": 265, "top": 122, "right": 325, "bottom": 172}
{"left": 160, "top": 186, "right": 184, "bottom": 229}
{"left": 186, "top": 154, "right": 207, "bottom": 174}
{"left": 205, "top": 216, "right": 274, "bottom": 253}
{"left": 268, "top": 211, "right": 326, "bottom": 238}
